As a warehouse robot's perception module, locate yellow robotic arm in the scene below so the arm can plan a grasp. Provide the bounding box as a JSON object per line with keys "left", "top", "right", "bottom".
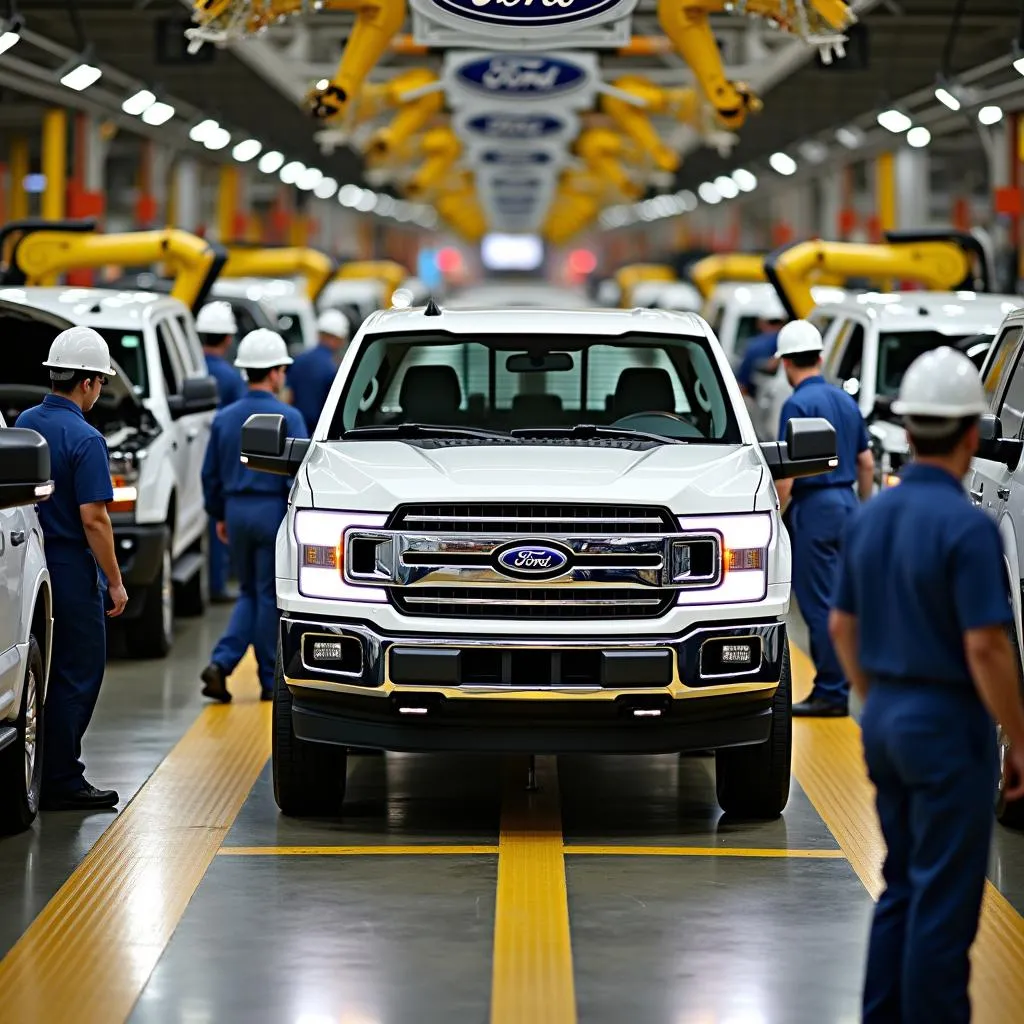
{"left": 366, "top": 72, "right": 444, "bottom": 161}
{"left": 601, "top": 79, "right": 684, "bottom": 173}
{"left": 435, "top": 181, "right": 487, "bottom": 244}
{"left": 615, "top": 264, "right": 677, "bottom": 307}
{"left": 689, "top": 253, "right": 768, "bottom": 299}
{"left": 222, "top": 246, "right": 335, "bottom": 302}
{"left": 542, "top": 182, "right": 601, "bottom": 247}
{"left": 575, "top": 130, "right": 645, "bottom": 202}
{"left": 405, "top": 128, "right": 462, "bottom": 201}
{"left": 335, "top": 260, "right": 410, "bottom": 307}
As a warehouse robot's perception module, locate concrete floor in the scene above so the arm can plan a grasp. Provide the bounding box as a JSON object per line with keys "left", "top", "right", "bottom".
{"left": 2, "top": 607, "right": 1024, "bottom": 1023}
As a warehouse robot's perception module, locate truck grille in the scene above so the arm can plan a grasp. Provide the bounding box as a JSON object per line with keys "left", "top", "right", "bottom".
{"left": 390, "top": 587, "right": 677, "bottom": 620}
{"left": 388, "top": 503, "right": 675, "bottom": 536}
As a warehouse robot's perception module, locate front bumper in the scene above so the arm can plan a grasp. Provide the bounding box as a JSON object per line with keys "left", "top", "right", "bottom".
{"left": 281, "top": 614, "right": 787, "bottom": 754}
{"left": 111, "top": 521, "right": 168, "bottom": 620}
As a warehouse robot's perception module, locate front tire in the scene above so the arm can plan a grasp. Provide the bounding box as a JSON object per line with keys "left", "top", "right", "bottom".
{"left": 715, "top": 645, "right": 792, "bottom": 819}
{"left": 0, "top": 637, "right": 44, "bottom": 835}
{"left": 272, "top": 647, "right": 348, "bottom": 817}
{"left": 126, "top": 540, "right": 174, "bottom": 659}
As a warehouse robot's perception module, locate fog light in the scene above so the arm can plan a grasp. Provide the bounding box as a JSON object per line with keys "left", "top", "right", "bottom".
{"left": 721, "top": 643, "right": 754, "bottom": 666}
{"left": 312, "top": 641, "right": 343, "bottom": 661}
{"left": 301, "top": 633, "right": 363, "bottom": 675}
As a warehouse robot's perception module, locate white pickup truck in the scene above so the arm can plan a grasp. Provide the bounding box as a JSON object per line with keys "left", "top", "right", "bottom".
{"left": 240, "top": 304, "right": 838, "bottom": 821}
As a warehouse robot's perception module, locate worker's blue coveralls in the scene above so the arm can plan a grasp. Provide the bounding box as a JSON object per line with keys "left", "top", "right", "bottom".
{"left": 779, "top": 375, "right": 869, "bottom": 709}
{"left": 203, "top": 351, "right": 246, "bottom": 597}
{"left": 286, "top": 343, "right": 337, "bottom": 434}
{"left": 834, "top": 463, "right": 1009, "bottom": 1023}
{"left": 735, "top": 330, "right": 780, "bottom": 397}
{"left": 16, "top": 395, "right": 114, "bottom": 797}
{"left": 202, "top": 390, "right": 307, "bottom": 695}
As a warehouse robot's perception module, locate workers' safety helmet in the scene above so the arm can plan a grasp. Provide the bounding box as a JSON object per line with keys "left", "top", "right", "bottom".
{"left": 42, "top": 326, "right": 116, "bottom": 378}
{"left": 774, "top": 320, "right": 823, "bottom": 359}
{"left": 317, "top": 308, "right": 350, "bottom": 340}
{"left": 233, "top": 328, "right": 293, "bottom": 370}
{"left": 196, "top": 301, "right": 237, "bottom": 337}
{"left": 891, "top": 346, "right": 988, "bottom": 434}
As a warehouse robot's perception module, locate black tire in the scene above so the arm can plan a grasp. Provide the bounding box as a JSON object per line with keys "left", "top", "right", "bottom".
{"left": 0, "top": 637, "right": 44, "bottom": 835}
{"left": 125, "top": 539, "right": 174, "bottom": 659}
{"left": 997, "top": 620, "right": 1024, "bottom": 827}
{"left": 715, "top": 645, "right": 793, "bottom": 819}
{"left": 175, "top": 529, "right": 208, "bottom": 618}
{"left": 272, "top": 647, "right": 348, "bottom": 817}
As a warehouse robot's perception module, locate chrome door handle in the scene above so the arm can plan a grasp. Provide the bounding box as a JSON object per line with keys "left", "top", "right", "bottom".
{"left": 999, "top": 487, "right": 1011, "bottom": 501}
{"left": 10, "top": 531, "right": 25, "bottom": 547}
{"left": 970, "top": 488, "right": 984, "bottom": 505}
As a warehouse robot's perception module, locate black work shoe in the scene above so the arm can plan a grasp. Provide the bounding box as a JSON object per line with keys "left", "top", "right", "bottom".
{"left": 201, "top": 663, "right": 232, "bottom": 703}
{"left": 792, "top": 697, "right": 848, "bottom": 718}
{"left": 259, "top": 689, "right": 273, "bottom": 702}
{"left": 41, "top": 783, "right": 119, "bottom": 811}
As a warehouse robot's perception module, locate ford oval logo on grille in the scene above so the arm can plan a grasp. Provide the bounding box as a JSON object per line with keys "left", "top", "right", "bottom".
{"left": 456, "top": 56, "right": 587, "bottom": 98}
{"left": 494, "top": 542, "right": 572, "bottom": 581}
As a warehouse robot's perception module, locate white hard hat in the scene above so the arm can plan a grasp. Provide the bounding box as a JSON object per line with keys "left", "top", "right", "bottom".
{"left": 891, "top": 346, "right": 987, "bottom": 423}
{"left": 317, "top": 308, "right": 350, "bottom": 340}
{"left": 196, "top": 301, "right": 237, "bottom": 337}
{"left": 43, "top": 326, "right": 115, "bottom": 376}
{"left": 233, "top": 328, "right": 293, "bottom": 370}
{"left": 775, "top": 320, "right": 822, "bottom": 359}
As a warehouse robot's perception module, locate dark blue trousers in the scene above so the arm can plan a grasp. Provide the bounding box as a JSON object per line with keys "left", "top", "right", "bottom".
{"left": 208, "top": 517, "right": 230, "bottom": 597}
{"left": 211, "top": 497, "right": 283, "bottom": 694}
{"left": 788, "top": 487, "right": 857, "bottom": 707}
{"left": 861, "top": 682, "right": 997, "bottom": 1023}
{"left": 44, "top": 549, "right": 107, "bottom": 795}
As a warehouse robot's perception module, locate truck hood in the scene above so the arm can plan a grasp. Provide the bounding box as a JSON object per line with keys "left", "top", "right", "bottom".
{"left": 297, "top": 441, "right": 767, "bottom": 515}
{"left": 869, "top": 419, "right": 909, "bottom": 456}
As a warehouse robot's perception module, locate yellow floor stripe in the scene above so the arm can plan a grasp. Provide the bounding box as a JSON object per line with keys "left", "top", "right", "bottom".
{"left": 566, "top": 845, "right": 846, "bottom": 858}
{"left": 0, "top": 656, "right": 270, "bottom": 1024}
{"left": 790, "top": 643, "right": 1024, "bottom": 1022}
{"left": 490, "top": 755, "right": 577, "bottom": 1024}
{"left": 218, "top": 845, "right": 499, "bottom": 856}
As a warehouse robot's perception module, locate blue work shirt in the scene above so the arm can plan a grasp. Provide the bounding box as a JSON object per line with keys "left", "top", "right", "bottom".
{"left": 736, "top": 330, "right": 780, "bottom": 396}
{"left": 779, "top": 375, "right": 869, "bottom": 498}
{"left": 834, "top": 463, "right": 1011, "bottom": 686}
{"left": 204, "top": 351, "right": 245, "bottom": 408}
{"left": 286, "top": 344, "right": 338, "bottom": 434}
{"left": 15, "top": 395, "right": 113, "bottom": 552}
{"left": 202, "top": 389, "right": 308, "bottom": 523}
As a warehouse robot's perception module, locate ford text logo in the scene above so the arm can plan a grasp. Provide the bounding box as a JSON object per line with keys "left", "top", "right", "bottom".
{"left": 481, "top": 150, "right": 553, "bottom": 166}
{"left": 430, "top": 0, "right": 625, "bottom": 27}
{"left": 493, "top": 541, "right": 572, "bottom": 580}
{"left": 466, "top": 114, "right": 566, "bottom": 139}
{"left": 457, "top": 56, "right": 586, "bottom": 98}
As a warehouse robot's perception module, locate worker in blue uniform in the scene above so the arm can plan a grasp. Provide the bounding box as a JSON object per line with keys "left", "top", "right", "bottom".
{"left": 735, "top": 317, "right": 785, "bottom": 398}
{"left": 16, "top": 327, "right": 129, "bottom": 810}
{"left": 830, "top": 346, "right": 1024, "bottom": 1024}
{"left": 773, "top": 320, "right": 874, "bottom": 716}
{"left": 285, "top": 308, "right": 349, "bottom": 434}
{"left": 197, "top": 301, "right": 245, "bottom": 603}
{"left": 199, "top": 329, "right": 307, "bottom": 702}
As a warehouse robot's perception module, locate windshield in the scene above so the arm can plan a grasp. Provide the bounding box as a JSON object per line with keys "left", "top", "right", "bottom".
{"left": 97, "top": 329, "right": 149, "bottom": 397}
{"left": 876, "top": 330, "right": 974, "bottom": 398}
{"left": 330, "top": 331, "right": 741, "bottom": 443}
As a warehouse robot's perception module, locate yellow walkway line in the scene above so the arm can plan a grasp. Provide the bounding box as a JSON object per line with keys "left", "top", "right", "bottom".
{"left": 490, "top": 755, "right": 577, "bottom": 1024}
{"left": 566, "top": 845, "right": 846, "bottom": 858}
{"left": 218, "top": 844, "right": 499, "bottom": 856}
{"left": 0, "top": 659, "right": 270, "bottom": 1024}
{"left": 790, "top": 643, "right": 1024, "bottom": 1022}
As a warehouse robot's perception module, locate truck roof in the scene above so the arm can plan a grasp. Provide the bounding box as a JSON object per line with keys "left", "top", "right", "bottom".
{"left": 814, "top": 290, "right": 1020, "bottom": 334}
{"left": 0, "top": 286, "right": 190, "bottom": 330}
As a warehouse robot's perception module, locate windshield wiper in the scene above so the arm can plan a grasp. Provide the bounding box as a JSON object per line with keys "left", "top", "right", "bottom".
{"left": 510, "top": 424, "right": 686, "bottom": 445}
{"left": 342, "top": 423, "right": 518, "bottom": 442}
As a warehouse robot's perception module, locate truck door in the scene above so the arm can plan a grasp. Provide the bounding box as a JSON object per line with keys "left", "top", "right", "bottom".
{"left": 0, "top": 415, "right": 27, "bottom": 702}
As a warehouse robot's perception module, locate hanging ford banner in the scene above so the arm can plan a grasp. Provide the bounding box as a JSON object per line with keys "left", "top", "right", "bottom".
{"left": 456, "top": 54, "right": 587, "bottom": 99}
{"left": 456, "top": 108, "right": 579, "bottom": 145}
{"left": 420, "top": 0, "right": 634, "bottom": 30}
{"left": 480, "top": 149, "right": 555, "bottom": 166}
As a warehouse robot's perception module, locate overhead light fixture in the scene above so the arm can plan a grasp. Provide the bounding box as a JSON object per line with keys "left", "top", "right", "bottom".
{"left": 338, "top": 183, "right": 364, "bottom": 207}
{"left": 934, "top": 86, "right": 960, "bottom": 111}
{"left": 314, "top": 176, "right": 338, "bottom": 200}
{"left": 60, "top": 62, "right": 102, "bottom": 92}
{"left": 732, "top": 169, "right": 757, "bottom": 192}
{"left": 189, "top": 118, "right": 219, "bottom": 143}
{"left": 0, "top": 21, "right": 22, "bottom": 56}
{"left": 698, "top": 181, "right": 722, "bottom": 204}
{"left": 141, "top": 101, "right": 175, "bottom": 126}
{"left": 835, "top": 126, "right": 864, "bottom": 149}
{"left": 280, "top": 160, "right": 306, "bottom": 185}
{"left": 979, "top": 105, "right": 1004, "bottom": 126}
{"left": 676, "top": 189, "right": 697, "bottom": 211}
{"left": 122, "top": 89, "right": 155, "bottom": 116}
{"left": 232, "top": 138, "right": 262, "bottom": 163}
{"left": 714, "top": 175, "right": 739, "bottom": 199}
{"left": 258, "top": 150, "right": 285, "bottom": 174}
{"left": 1015, "top": 56, "right": 1024, "bottom": 77}
{"left": 297, "top": 167, "right": 323, "bottom": 191}
{"left": 877, "top": 109, "right": 912, "bottom": 133}
{"left": 769, "top": 152, "right": 797, "bottom": 175}
{"left": 204, "top": 127, "right": 231, "bottom": 151}
{"left": 798, "top": 140, "right": 828, "bottom": 164}
{"left": 906, "top": 126, "right": 931, "bottom": 148}
{"left": 355, "top": 190, "right": 378, "bottom": 213}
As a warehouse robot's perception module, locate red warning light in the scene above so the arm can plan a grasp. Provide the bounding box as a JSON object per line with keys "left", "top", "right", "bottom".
{"left": 437, "top": 247, "right": 463, "bottom": 274}
{"left": 568, "top": 249, "right": 597, "bottom": 276}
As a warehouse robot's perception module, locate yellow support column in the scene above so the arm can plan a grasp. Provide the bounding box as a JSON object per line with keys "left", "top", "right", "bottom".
{"left": 9, "top": 135, "right": 29, "bottom": 221}
{"left": 875, "top": 151, "right": 896, "bottom": 236}
{"left": 217, "top": 164, "right": 240, "bottom": 244}
{"left": 41, "top": 109, "right": 67, "bottom": 222}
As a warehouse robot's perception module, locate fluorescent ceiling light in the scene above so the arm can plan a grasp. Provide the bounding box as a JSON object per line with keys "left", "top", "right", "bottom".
{"left": 393, "top": 200, "right": 414, "bottom": 222}
{"left": 1015, "top": 56, "right": 1024, "bottom": 77}
{"left": 698, "top": 181, "right": 721, "bottom": 204}
{"left": 61, "top": 63, "right": 102, "bottom": 91}
{"left": 934, "top": 86, "right": 960, "bottom": 111}
{"left": 314, "top": 176, "right": 338, "bottom": 200}
{"left": 835, "top": 126, "right": 864, "bottom": 149}
{"left": 141, "top": 101, "right": 175, "bottom": 126}
{"left": 258, "top": 150, "right": 285, "bottom": 174}
{"left": 732, "top": 169, "right": 757, "bottom": 192}
{"left": 714, "top": 175, "right": 739, "bottom": 200}
{"left": 355, "top": 190, "right": 378, "bottom": 213}
{"left": 979, "top": 105, "right": 1003, "bottom": 126}
{"left": 232, "top": 138, "right": 262, "bottom": 163}
{"left": 122, "top": 89, "right": 155, "bottom": 116}
{"left": 0, "top": 29, "right": 21, "bottom": 55}
{"left": 204, "top": 127, "right": 230, "bottom": 151}
{"left": 877, "top": 109, "right": 912, "bottom": 133}
{"left": 189, "top": 118, "right": 219, "bottom": 143}
{"left": 280, "top": 160, "right": 306, "bottom": 184}
{"left": 769, "top": 152, "right": 797, "bottom": 175}
{"left": 798, "top": 140, "right": 828, "bottom": 164}
{"left": 297, "top": 167, "right": 323, "bottom": 191}
{"left": 338, "top": 184, "right": 364, "bottom": 207}
{"left": 906, "top": 126, "right": 931, "bottom": 148}
{"left": 677, "top": 189, "right": 697, "bottom": 211}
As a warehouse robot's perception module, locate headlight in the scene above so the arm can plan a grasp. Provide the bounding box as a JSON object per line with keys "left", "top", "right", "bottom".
{"left": 674, "top": 513, "right": 771, "bottom": 605}
{"left": 294, "top": 509, "right": 389, "bottom": 602}
{"left": 109, "top": 451, "right": 141, "bottom": 514}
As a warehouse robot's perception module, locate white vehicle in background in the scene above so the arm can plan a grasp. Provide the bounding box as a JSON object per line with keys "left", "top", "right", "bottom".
{"left": 212, "top": 278, "right": 318, "bottom": 356}
{"left": 240, "top": 304, "right": 840, "bottom": 821}
{"left": 648, "top": 281, "right": 704, "bottom": 313}
{"left": 0, "top": 289, "right": 219, "bottom": 658}
{"left": 0, "top": 419, "right": 52, "bottom": 834}
{"left": 446, "top": 283, "right": 588, "bottom": 309}
{"left": 319, "top": 278, "right": 388, "bottom": 333}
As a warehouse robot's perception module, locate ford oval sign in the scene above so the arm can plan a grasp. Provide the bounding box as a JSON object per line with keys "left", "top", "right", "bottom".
{"left": 493, "top": 541, "right": 573, "bottom": 581}
{"left": 427, "top": 0, "right": 629, "bottom": 28}
{"left": 456, "top": 55, "right": 587, "bottom": 99}
{"left": 481, "top": 149, "right": 553, "bottom": 166}
{"left": 465, "top": 113, "right": 566, "bottom": 140}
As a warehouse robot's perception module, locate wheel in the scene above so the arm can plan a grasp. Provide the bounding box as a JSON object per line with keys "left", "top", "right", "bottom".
{"left": 175, "top": 529, "right": 208, "bottom": 617}
{"left": 997, "top": 621, "right": 1024, "bottom": 827}
{"left": 0, "top": 637, "right": 44, "bottom": 835}
{"left": 715, "top": 645, "right": 792, "bottom": 819}
{"left": 272, "top": 646, "right": 348, "bottom": 817}
{"left": 126, "top": 540, "right": 173, "bottom": 659}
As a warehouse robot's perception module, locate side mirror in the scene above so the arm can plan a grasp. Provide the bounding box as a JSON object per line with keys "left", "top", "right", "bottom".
{"left": 240, "top": 413, "right": 310, "bottom": 476}
{"left": 760, "top": 416, "right": 839, "bottom": 480}
{"left": 168, "top": 376, "right": 219, "bottom": 419}
{"left": 976, "top": 412, "right": 1023, "bottom": 471}
{"left": 0, "top": 428, "right": 54, "bottom": 510}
